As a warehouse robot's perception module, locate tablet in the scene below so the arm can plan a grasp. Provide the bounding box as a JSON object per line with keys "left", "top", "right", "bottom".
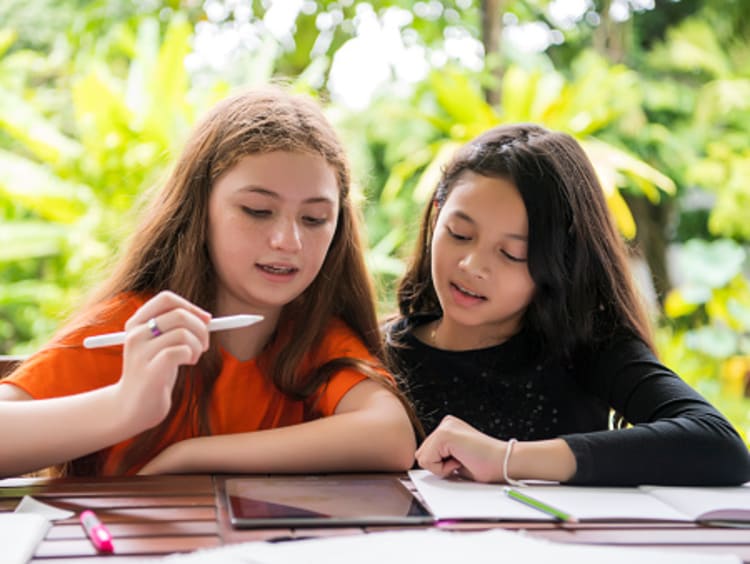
{"left": 225, "top": 475, "right": 434, "bottom": 528}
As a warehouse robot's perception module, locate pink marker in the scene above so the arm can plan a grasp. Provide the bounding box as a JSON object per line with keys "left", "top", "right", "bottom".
{"left": 80, "top": 509, "right": 114, "bottom": 553}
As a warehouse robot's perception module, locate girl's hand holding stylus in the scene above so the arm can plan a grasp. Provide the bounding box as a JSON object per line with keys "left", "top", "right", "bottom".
{"left": 415, "top": 415, "right": 507, "bottom": 483}
{"left": 0, "top": 291, "right": 212, "bottom": 477}
{"left": 116, "top": 291, "right": 211, "bottom": 431}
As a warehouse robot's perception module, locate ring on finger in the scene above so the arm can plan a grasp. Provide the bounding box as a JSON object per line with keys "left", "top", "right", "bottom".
{"left": 147, "top": 317, "right": 163, "bottom": 338}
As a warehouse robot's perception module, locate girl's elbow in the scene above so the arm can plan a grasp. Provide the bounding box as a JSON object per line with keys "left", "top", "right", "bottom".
{"left": 700, "top": 423, "right": 750, "bottom": 485}
{"left": 387, "top": 437, "right": 417, "bottom": 472}
{"left": 354, "top": 389, "right": 417, "bottom": 471}
{"left": 723, "top": 437, "right": 750, "bottom": 484}
{"left": 381, "top": 415, "right": 418, "bottom": 471}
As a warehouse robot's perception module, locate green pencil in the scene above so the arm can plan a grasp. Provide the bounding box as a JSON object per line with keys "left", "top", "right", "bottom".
{"left": 504, "top": 487, "right": 578, "bottom": 522}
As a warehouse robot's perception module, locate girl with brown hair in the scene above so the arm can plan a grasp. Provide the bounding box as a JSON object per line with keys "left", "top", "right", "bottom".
{"left": 0, "top": 86, "right": 416, "bottom": 477}
{"left": 386, "top": 123, "right": 750, "bottom": 486}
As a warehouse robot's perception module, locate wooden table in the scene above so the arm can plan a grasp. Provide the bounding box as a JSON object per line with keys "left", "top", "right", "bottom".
{"left": 1, "top": 474, "right": 749, "bottom": 562}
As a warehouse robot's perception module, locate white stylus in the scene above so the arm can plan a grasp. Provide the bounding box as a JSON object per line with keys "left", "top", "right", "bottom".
{"left": 83, "top": 314, "right": 264, "bottom": 349}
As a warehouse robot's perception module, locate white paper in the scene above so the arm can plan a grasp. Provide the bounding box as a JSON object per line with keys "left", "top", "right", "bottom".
{"left": 411, "top": 470, "right": 749, "bottom": 522}
{"left": 0, "top": 513, "right": 51, "bottom": 564}
{"left": 513, "top": 485, "right": 691, "bottom": 521}
{"left": 148, "top": 528, "right": 741, "bottom": 564}
{"left": 14, "top": 495, "right": 75, "bottom": 521}
{"left": 0, "top": 495, "right": 75, "bottom": 564}
{"left": 408, "top": 469, "right": 554, "bottom": 520}
{"left": 641, "top": 485, "right": 750, "bottom": 522}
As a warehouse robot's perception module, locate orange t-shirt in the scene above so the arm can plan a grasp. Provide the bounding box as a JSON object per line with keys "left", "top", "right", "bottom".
{"left": 2, "top": 294, "right": 378, "bottom": 475}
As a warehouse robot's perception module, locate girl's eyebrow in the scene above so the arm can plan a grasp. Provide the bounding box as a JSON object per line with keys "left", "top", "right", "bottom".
{"left": 450, "top": 210, "right": 476, "bottom": 224}
{"left": 238, "top": 186, "right": 336, "bottom": 205}
{"left": 448, "top": 209, "right": 528, "bottom": 241}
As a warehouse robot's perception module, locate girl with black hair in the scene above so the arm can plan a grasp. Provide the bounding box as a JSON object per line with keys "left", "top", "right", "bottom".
{"left": 386, "top": 124, "right": 750, "bottom": 486}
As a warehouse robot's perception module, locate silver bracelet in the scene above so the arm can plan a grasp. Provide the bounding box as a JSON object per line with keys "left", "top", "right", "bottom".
{"left": 503, "top": 438, "right": 526, "bottom": 487}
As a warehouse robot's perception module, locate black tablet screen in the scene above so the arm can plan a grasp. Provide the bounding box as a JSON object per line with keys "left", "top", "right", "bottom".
{"left": 226, "top": 475, "right": 433, "bottom": 528}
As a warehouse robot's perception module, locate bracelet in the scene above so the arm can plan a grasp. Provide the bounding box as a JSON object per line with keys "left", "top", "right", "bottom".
{"left": 503, "top": 438, "right": 526, "bottom": 487}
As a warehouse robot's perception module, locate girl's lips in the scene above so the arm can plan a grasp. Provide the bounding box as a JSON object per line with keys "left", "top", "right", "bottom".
{"left": 451, "top": 282, "right": 486, "bottom": 299}
{"left": 449, "top": 282, "right": 487, "bottom": 306}
{"left": 255, "top": 263, "right": 299, "bottom": 281}
{"left": 257, "top": 263, "right": 298, "bottom": 275}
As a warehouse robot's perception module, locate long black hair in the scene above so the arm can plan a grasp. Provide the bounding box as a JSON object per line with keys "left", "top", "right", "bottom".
{"left": 393, "top": 123, "right": 652, "bottom": 362}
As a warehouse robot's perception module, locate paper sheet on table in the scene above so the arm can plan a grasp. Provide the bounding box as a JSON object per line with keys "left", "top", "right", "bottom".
{"left": 0, "top": 513, "right": 51, "bottom": 564}
{"left": 148, "top": 528, "right": 741, "bottom": 564}
{"left": 15, "top": 495, "right": 75, "bottom": 520}
{"left": 408, "top": 469, "right": 554, "bottom": 520}
{"left": 0, "top": 495, "right": 76, "bottom": 564}
{"left": 510, "top": 485, "right": 691, "bottom": 521}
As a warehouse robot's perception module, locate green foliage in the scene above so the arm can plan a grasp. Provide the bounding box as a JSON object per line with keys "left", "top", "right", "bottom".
{"left": 633, "top": 4, "right": 750, "bottom": 432}
{"left": 660, "top": 238, "right": 750, "bottom": 440}
{"left": 0, "top": 13, "right": 223, "bottom": 352}
{"left": 641, "top": 11, "right": 750, "bottom": 240}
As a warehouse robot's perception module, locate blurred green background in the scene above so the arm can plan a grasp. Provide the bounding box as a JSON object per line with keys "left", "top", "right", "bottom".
{"left": 1, "top": 0, "right": 749, "bottom": 442}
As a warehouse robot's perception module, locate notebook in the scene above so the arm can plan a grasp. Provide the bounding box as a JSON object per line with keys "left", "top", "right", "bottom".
{"left": 0, "top": 513, "right": 51, "bottom": 564}
{"left": 409, "top": 470, "right": 750, "bottom": 524}
{"left": 226, "top": 475, "right": 433, "bottom": 528}
{"left": 640, "top": 486, "right": 750, "bottom": 524}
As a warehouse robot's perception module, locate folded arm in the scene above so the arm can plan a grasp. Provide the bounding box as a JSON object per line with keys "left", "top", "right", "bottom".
{"left": 138, "top": 379, "right": 417, "bottom": 475}
{"left": 0, "top": 384, "right": 150, "bottom": 477}
{"left": 415, "top": 414, "right": 577, "bottom": 483}
{"left": 563, "top": 336, "right": 750, "bottom": 486}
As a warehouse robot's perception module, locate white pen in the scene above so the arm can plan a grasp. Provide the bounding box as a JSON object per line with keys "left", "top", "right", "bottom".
{"left": 83, "top": 314, "right": 264, "bottom": 349}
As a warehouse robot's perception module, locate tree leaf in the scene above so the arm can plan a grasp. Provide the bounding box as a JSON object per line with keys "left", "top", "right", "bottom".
{"left": 0, "top": 221, "right": 66, "bottom": 261}
{"left": 0, "top": 150, "right": 94, "bottom": 222}
{"left": 0, "top": 90, "right": 82, "bottom": 165}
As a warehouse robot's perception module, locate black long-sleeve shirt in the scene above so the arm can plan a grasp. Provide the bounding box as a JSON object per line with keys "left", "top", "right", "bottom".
{"left": 387, "top": 315, "right": 750, "bottom": 486}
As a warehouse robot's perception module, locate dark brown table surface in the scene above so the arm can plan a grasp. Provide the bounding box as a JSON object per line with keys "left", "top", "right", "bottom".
{"left": 1, "top": 473, "right": 749, "bottom": 562}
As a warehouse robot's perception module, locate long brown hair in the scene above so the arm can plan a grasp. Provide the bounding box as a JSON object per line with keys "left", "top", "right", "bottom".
{"left": 392, "top": 123, "right": 653, "bottom": 362}
{"left": 59, "top": 86, "right": 403, "bottom": 475}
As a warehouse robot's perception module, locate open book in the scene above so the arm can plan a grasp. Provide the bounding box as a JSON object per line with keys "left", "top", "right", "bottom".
{"left": 409, "top": 470, "right": 750, "bottom": 524}
{"left": 640, "top": 486, "right": 750, "bottom": 523}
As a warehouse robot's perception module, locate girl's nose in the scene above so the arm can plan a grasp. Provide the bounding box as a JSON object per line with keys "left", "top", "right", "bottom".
{"left": 269, "top": 218, "right": 302, "bottom": 252}
{"left": 458, "top": 250, "right": 489, "bottom": 279}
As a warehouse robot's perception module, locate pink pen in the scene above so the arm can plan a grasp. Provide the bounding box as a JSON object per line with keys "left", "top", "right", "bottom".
{"left": 80, "top": 509, "right": 114, "bottom": 553}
